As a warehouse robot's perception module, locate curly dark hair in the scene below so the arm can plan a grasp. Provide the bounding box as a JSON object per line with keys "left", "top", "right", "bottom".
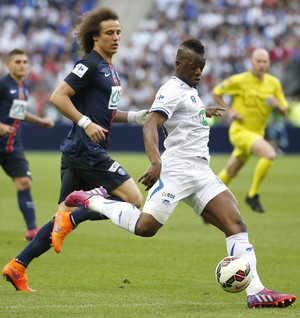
{"left": 75, "top": 7, "right": 119, "bottom": 57}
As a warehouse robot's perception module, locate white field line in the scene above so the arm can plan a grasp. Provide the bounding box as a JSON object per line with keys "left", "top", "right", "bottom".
{"left": 0, "top": 301, "right": 242, "bottom": 310}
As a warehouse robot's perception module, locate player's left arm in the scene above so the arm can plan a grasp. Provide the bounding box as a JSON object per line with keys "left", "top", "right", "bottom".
{"left": 24, "top": 112, "right": 55, "bottom": 128}
{"left": 267, "top": 80, "right": 289, "bottom": 116}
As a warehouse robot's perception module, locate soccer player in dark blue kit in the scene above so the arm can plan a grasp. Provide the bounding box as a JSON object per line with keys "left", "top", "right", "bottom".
{"left": 2, "top": 7, "right": 147, "bottom": 291}
{"left": 0, "top": 49, "right": 54, "bottom": 241}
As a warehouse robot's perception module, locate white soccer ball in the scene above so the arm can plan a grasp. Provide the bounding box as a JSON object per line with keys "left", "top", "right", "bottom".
{"left": 215, "top": 256, "right": 252, "bottom": 293}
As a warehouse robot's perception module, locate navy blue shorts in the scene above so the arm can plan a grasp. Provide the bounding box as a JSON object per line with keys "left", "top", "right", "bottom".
{"left": 58, "top": 152, "right": 131, "bottom": 204}
{"left": 0, "top": 150, "right": 31, "bottom": 179}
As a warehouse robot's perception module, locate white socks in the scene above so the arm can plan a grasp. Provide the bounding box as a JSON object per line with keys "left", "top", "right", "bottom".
{"left": 88, "top": 197, "right": 141, "bottom": 233}
{"left": 226, "top": 232, "right": 264, "bottom": 295}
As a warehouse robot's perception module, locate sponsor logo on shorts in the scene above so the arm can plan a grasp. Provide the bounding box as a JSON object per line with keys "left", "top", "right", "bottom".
{"left": 162, "top": 191, "right": 175, "bottom": 199}
{"left": 162, "top": 199, "right": 170, "bottom": 204}
{"left": 108, "top": 161, "right": 120, "bottom": 172}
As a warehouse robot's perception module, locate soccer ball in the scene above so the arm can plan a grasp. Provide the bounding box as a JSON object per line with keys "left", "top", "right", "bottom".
{"left": 215, "top": 256, "right": 252, "bottom": 293}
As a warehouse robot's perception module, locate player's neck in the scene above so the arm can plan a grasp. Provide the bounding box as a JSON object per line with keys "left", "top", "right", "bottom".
{"left": 94, "top": 48, "right": 113, "bottom": 64}
{"left": 251, "top": 71, "right": 264, "bottom": 81}
{"left": 10, "top": 73, "right": 24, "bottom": 84}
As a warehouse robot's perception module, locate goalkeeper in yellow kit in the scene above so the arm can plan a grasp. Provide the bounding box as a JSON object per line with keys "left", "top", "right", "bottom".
{"left": 212, "top": 48, "right": 288, "bottom": 212}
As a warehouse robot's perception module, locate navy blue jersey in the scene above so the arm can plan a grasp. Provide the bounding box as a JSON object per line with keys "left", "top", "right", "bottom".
{"left": 0, "top": 74, "right": 29, "bottom": 153}
{"left": 60, "top": 50, "right": 122, "bottom": 157}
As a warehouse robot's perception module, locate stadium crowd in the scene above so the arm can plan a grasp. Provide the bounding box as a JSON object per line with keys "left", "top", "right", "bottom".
{"left": 0, "top": 0, "right": 300, "bottom": 125}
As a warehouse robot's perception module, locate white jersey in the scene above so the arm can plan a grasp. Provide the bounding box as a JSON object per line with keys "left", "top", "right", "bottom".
{"left": 150, "top": 76, "right": 210, "bottom": 160}
{"left": 143, "top": 76, "right": 227, "bottom": 224}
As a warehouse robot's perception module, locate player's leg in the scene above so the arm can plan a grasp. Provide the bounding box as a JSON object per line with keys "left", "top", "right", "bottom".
{"left": 66, "top": 191, "right": 159, "bottom": 235}
{"left": 14, "top": 176, "right": 40, "bottom": 240}
{"left": 109, "top": 178, "right": 143, "bottom": 208}
{"left": 218, "top": 127, "right": 250, "bottom": 185}
{"left": 246, "top": 137, "right": 276, "bottom": 212}
{"left": 3, "top": 151, "right": 39, "bottom": 240}
{"left": 65, "top": 173, "right": 184, "bottom": 237}
{"left": 68, "top": 178, "right": 143, "bottom": 226}
{"left": 202, "top": 189, "right": 296, "bottom": 308}
{"left": 89, "top": 195, "right": 163, "bottom": 236}
{"left": 2, "top": 219, "right": 54, "bottom": 291}
{"left": 51, "top": 162, "right": 105, "bottom": 253}
{"left": 218, "top": 155, "right": 244, "bottom": 185}
{"left": 202, "top": 189, "right": 265, "bottom": 293}
{"left": 52, "top": 153, "right": 143, "bottom": 252}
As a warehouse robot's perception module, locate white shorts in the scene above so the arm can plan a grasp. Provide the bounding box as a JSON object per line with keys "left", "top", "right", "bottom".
{"left": 142, "top": 156, "right": 227, "bottom": 224}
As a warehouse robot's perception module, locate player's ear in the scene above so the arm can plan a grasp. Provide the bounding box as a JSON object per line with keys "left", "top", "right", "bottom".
{"left": 175, "top": 60, "right": 181, "bottom": 71}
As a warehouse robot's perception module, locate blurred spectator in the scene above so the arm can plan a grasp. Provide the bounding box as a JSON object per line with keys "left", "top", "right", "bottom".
{"left": 1, "top": 0, "right": 300, "bottom": 123}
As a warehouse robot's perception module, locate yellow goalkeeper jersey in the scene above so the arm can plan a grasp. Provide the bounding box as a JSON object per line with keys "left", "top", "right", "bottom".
{"left": 213, "top": 71, "right": 288, "bottom": 135}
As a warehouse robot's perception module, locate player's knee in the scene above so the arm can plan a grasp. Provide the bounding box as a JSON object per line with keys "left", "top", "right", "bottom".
{"left": 237, "top": 218, "right": 247, "bottom": 232}
{"left": 135, "top": 224, "right": 158, "bottom": 237}
{"left": 227, "top": 167, "right": 239, "bottom": 178}
{"left": 229, "top": 217, "right": 247, "bottom": 235}
{"left": 134, "top": 214, "right": 161, "bottom": 237}
{"left": 266, "top": 152, "right": 276, "bottom": 161}
{"left": 132, "top": 193, "right": 143, "bottom": 209}
{"left": 15, "top": 177, "right": 32, "bottom": 190}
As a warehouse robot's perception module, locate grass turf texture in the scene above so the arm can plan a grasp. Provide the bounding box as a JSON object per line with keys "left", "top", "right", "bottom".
{"left": 0, "top": 152, "right": 299, "bottom": 318}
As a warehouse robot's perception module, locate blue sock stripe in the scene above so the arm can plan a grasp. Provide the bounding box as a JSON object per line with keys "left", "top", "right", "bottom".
{"left": 230, "top": 243, "right": 235, "bottom": 256}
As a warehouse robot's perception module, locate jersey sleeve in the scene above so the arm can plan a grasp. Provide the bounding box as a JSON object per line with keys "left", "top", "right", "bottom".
{"left": 64, "top": 58, "right": 98, "bottom": 92}
{"left": 212, "top": 74, "right": 242, "bottom": 96}
{"left": 150, "top": 84, "right": 181, "bottom": 119}
{"left": 274, "top": 78, "right": 288, "bottom": 108}
{"left": 0, "top": 79, "right": 4, "bottom": 99}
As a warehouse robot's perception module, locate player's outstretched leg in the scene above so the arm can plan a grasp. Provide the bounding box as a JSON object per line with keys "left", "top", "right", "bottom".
{"left": 52, "top": 187, "right": 108, "bottom": 253}
{"left": 247, "top": 288, "right": 296, "bottom": 308}
{"left": 2, "top": 258, "right": 34, "bottom": 292}
{"left": 65, "top": 186, "right": 107, "bottom": 208}
{"left": 65, "top": 186, "right": 140, "bottom": 234}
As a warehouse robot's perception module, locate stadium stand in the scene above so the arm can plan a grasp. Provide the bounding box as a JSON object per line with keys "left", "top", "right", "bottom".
{"left": 1, "top": 0, "right": 300, "bottom": 151}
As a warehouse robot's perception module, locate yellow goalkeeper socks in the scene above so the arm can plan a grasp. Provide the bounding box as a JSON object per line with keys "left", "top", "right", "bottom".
{"left": 218, "top": 169, "right": 232, "bottom": 185}
{"left": 248, "top": 158, "right": 273, "bottom": 197}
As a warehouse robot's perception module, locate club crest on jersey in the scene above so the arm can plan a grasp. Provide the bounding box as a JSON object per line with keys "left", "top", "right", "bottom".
{"left": 72, "top": 63, "right": 88, "bottom": 78}
{"left": 157, "top": 94, "right": 164, "bottom": 100}
{"left": 199, "top": 109, "right": 209, "bottom": 126}
{"left": 109, "top": 86, "right": 122, "bottom": 109}
{"left": 190, "top": 95, "right": 197, "bottom": 103}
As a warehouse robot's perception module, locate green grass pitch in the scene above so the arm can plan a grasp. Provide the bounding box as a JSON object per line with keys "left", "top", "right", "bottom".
{"left": 0, "top": 152, "right": 299, "bottom": 317}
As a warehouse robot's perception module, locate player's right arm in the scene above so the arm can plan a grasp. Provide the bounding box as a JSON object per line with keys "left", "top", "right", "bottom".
{"left": 138, "top": 111, "right": 167, "bottom": 191}
{"left": 50, "top": 80, "right": 107, "bottom": 143}
{"left": 0, "top": 122, "right": 14, "bottom": 136}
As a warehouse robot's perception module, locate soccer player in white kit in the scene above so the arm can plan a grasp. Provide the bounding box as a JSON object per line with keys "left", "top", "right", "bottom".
{"left": 65, "top": 38, "right": 296, "bottom": 308}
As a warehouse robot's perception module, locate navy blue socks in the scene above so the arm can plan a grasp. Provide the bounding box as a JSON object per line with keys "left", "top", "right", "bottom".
{"left": 17, "top": 189, "right": 37, "bottom": 230}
